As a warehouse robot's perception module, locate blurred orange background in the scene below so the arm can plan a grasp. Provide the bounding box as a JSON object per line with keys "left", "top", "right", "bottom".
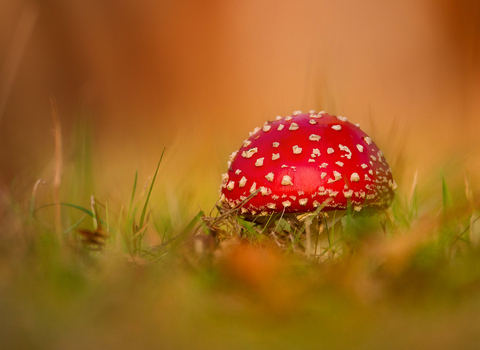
{"left": 1, "top": 0, "right": 479, "bottom": 211}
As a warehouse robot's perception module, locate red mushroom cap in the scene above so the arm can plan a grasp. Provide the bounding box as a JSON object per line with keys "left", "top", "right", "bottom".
{"left": 220, "top": 111, "right": 396, "bottom": 215}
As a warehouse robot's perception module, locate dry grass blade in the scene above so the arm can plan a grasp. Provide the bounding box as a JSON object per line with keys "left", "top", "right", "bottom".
{"left": 29, "top": 179, "right": 46, "bottom": 220}
{"left": 408, "top": 169, "right": 418, "bottom": 204}
{"left": 0, "top": 3, "right": 38, "bottom": 121}
{"left": 51, "top": 98, "right": 62, "bottom": 240}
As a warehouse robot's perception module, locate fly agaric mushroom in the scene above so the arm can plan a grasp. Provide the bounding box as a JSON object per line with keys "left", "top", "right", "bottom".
{"left": 219, "top": 111, "right": 396, "bottom": 216}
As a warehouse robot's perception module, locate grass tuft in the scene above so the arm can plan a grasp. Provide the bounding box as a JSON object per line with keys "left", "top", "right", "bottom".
{"left": 3, "top": 127, "right": 480, "bottom": 349}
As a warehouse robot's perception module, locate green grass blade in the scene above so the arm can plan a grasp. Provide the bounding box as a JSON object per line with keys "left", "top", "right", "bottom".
{"left": 441, "top": 172, "right": 452, "bottom": 213}
{"left": 63, "top": 215, "right": 87, "bottom": 234}
{"left": 260, "top": 213, "right": 280, "bottom": 234}
{"left": 127, "top": 170, "right": 138, "bottom": 222}
{"left": 149, "top": 210, "right": 204, "bottom": 253}
{"left": 236, "top": 216, "right": 261, "bottom": 239}
{"left": 139, "top": 148, "right": 166, "bottom": 230}
{"left": 106, "top": 201, "right": 110, "bottom": 235}
{"left": 34, "top": 202, "right": 107, "bottom": 226}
